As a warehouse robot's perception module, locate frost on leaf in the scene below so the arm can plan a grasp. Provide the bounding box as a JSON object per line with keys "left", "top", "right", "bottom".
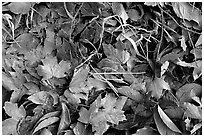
{"left": 37, "top": 55, "right": 71, "bottom": 80}
{"left": 78, "top": 93, "right": 127, "bottom": 135}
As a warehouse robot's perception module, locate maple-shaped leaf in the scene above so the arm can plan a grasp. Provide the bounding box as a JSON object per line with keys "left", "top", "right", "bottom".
{"left": 147, "top": 77, "right": 170, "bottom": 99}
{"left": 37, "top": 55, "right": 71, "bottom": 80}
{"left": 78, "top": 93, "right": 127, "bottom": 135}
{"left": 3, "top": 101, "right": 26, "bottom": 120}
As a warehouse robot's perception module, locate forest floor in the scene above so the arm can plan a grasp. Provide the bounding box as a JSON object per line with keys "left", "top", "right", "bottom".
{"left": 2, "top": 2, "right": 202, "bottom": 135}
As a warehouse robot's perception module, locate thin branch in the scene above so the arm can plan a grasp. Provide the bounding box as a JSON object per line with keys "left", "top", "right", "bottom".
{"left": 64, "top": 2, "right": 74, "bottom": 20}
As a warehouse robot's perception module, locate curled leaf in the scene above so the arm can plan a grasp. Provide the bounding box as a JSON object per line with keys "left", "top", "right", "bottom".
{"left": 58, "top": 102, "right": 71, "bottom": 134}
{"left": 33, "top": 117, "right": 59, "bottom": 134}
{"left": 154, "top": 105, "right": 181, "bottom": 135}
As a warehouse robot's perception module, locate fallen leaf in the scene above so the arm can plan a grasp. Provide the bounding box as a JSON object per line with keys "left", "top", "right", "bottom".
{"left": 127, "top": 9, "right": 141, "bottom": 22}
{"left": 2, "top": 118, "right": 18, "bottom": 135}
{"left": 58, "top": 102, "right": 71, "bottom": 134}
{"left": 176, "top": 83, "right": 201, "bottom": 102}
{"left": 172, "top": 2, "right": 202, "bottom": 25}
{"left": 147, "top": 77, "right": 170, "bottom": 99}
{"left": 37, "top": 55, "right": 71, "bottom": 80}
{"left": 69, "top": 65, "right": 89, "bottom": 93}
{"left": 28, "top": 91, "right": 51, "bottom": 105}
{"left": 78, "top": 93, "right": 127, "bottom": 135}
{"left": 73, "top": 122, "right": 87, "bottom": 135}
{"left": 135, "top": 126, "right": 158, "bottom": 135}
{"left": 164, "top": 106, "right": 184, "bottom": 119}
{"left": 78, "top": 107, "right": 91, "bottom": 124}
{"left": 36, "top": 111, "right": 60, "bottom": 125}
{"left": 154, "top": 105, "right": 181, "bottom": 135}
{"left": 117, "top": 86, "right": 144, "bottom": 102}
{"left": 191, "top": 46, "right": 202, "bottom": 59}
{"left": 33, "top": 117, "right": 59, "bottom": 134}
{"left": 112, "top": 3, "right": 128, "bottom": 24}
{"left": 182, "top": 102, "right": 202, "bottom": 119}
{"left": 193, "top": 60, "right": 202, "bottom": 80}
{"left": 195, "top": 34, "right": 202, "bottom": 47}
{"left": 2, "top": 72, "right": 17, "bottom": 91}
{"left": 3, "top": 101, "right": 26, "bottom": 120}
{"left": 103, "top": 43, "right": 130, "bottom": 64}
{"left": 7, "top": 2, "right": 33, "bottom": 14}
{"left": 12, "top": 33, "right": 40, "bottom": 54}
{"left": 40, "top": 128, "right": 52, "bottom": 135}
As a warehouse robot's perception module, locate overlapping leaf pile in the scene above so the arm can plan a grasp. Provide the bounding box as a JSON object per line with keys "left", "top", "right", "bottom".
{"left": 2, "top": 2, "right": 202, "bottom": 135}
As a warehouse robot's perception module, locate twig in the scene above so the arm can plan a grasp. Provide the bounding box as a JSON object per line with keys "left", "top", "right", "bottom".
{"left": 154, "top": 7, "right": 164, "bottom": 60}
{"left": 89, "top": 64, "right": 119, "bottom": 97}
{"left": 64, "top": 2, "right": 74, "bottom": 20}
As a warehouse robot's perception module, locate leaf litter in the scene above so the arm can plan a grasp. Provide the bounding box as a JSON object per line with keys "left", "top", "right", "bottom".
{"left": 2, "top": 2, "right": 202, "bottom": 135}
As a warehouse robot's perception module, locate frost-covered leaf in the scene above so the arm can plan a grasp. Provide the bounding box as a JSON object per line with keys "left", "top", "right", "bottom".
{"left": 3, "top": 101, "right": 26, "bottom": 120}
{"left": 7, "top": 2, "right": 33, "bottom": 14}
{"left": 154, "top": 105, "right": 181, "bottom": 135}
{"left": 37, "top": 55, "right": 71, "bottom": 80}
{"left": 147, "top": 77, "right": 170, "bottom": 99}
{"left": 112, "top": 3, "right": 128, "bottom": 24}
{"left": 176, "top": 83, "right": 201, "bottom": 102}
{"left": 33, "top": 117, "right": 59, "bottom": 134}
{"left": 58, "top": 102, "right": 71, "bottom": 134}
{"left": 172, "top": 2, "right": 202, "bottom": 24}
{"left": 2, "top": 118, "right": 18, "bottom": 135}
